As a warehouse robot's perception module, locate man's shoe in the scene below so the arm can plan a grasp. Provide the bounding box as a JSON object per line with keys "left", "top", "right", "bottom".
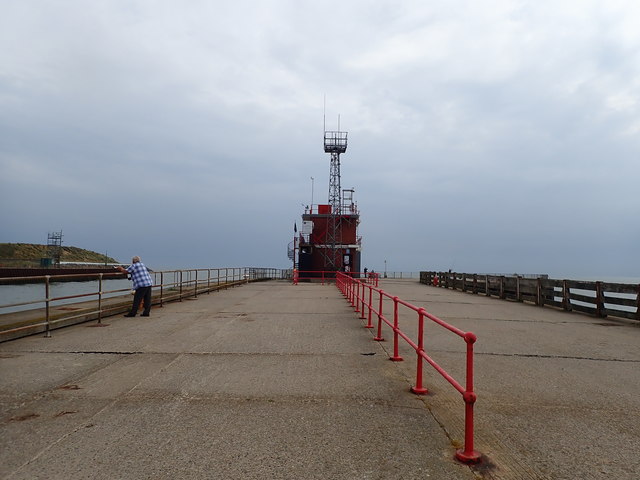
{"left": 141, "top": 313, "right": 150, "bottom": 317}
{"left": 124, "top": 314, "right": 136, "bottom": 317}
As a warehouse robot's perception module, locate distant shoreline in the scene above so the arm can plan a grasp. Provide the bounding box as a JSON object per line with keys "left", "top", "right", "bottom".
{"left": 0, "top": 267, "right": 125, "bottom": 284}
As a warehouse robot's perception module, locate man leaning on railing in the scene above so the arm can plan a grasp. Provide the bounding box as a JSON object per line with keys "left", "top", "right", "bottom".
{"left": 115, "top": 256, "right": 153, "bottom": 317}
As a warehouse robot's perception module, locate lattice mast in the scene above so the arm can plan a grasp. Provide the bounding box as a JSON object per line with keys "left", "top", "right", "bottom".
{"left": 47, "top": 230, "right": 63, "bottom": 266}
{"left": 323, "top": 130, "right": 347, "bottom": 270}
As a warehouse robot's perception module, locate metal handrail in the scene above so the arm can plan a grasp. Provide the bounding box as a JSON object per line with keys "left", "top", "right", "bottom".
{"left": 336, "top": 272, "right": 482, "bottom": 464}
{"left": 0, "top": 267, "right": 284, "bottom": 339}
{"left": 292, "top": 270, "right": 379, "bottom": 286}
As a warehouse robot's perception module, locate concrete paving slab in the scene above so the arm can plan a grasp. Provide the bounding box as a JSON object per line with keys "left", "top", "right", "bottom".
{"left": 3, "top": 397, "right": 472, "bottom": 480}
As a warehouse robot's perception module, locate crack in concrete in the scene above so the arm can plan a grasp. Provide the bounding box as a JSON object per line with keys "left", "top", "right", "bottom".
{"left": 3, "top": 349, "right": 370, "bottom": 357}
{"left": 475, "top": 351, "right": 639, "bottom": 363}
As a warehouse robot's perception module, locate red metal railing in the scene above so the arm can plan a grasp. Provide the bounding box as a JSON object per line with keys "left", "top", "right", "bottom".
{"left": 293, "top": 270, "right": 379, "bottom": 287}
{"left": 336, "top": 272, "right": 482, "bottom": 464}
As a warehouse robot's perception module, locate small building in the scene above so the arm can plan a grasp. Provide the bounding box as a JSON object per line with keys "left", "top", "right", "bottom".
{"left": 297, "top": 191, "right": 361, "bottom": 276}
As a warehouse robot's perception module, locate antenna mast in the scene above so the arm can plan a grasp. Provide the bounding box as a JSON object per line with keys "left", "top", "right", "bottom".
{"left": 292, "top": 113, "right": 361, "bottom": 278}
{"left": 323, "top": 120, "right": 348, "bottom": 270}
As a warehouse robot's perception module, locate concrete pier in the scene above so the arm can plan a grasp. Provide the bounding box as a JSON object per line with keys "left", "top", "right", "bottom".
{"left": 1, "top": 279, "right": 638, "bottom": 479}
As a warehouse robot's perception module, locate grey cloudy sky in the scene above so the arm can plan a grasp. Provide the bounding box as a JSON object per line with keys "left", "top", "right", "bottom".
{"left": 1, "top": 0, "right": 639, "bottom": 278}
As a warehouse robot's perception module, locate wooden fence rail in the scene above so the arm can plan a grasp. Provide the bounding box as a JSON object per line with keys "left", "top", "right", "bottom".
{"left": 420, "top": 271, "right": 640, "bottom": 321}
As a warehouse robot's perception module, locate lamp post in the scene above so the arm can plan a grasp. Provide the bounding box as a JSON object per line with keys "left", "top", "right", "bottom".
{"left": 311, "top": 176, "right": 314, "bottom": 213}
{"left": 293, "top": 223, "right": 298, "bottom": 285}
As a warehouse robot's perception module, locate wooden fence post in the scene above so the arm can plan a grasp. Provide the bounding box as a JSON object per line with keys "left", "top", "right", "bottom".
{"left": 595, "top": 281, "right": 605, "bottom": 317}
{"left": 562, "top": 280, "right": 571, "bottom": 311}
{"left": 537, "top": 277, "right": 545, "bottom": 307}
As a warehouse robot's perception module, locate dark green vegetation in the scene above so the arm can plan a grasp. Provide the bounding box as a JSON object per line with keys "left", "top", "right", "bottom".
{"left": 0, "top": 243, "right": 119, "bottom": 267}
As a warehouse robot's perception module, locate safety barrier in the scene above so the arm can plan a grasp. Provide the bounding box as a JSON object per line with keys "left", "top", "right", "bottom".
{"left": 336, "top": 272, "right": 482, "bottom": 464}
{"left": 0, "top": 267, "right": 285, "bottom": 341}
{"left": 421, "top": 271, "right": 640, "bottom": 321}
{"left": 293, "top": 270, "right": 379, "bottom": 287}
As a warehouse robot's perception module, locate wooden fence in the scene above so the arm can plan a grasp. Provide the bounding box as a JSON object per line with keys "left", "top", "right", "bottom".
{"left": 420, "top": 271, "right": 639, "bottom": 321}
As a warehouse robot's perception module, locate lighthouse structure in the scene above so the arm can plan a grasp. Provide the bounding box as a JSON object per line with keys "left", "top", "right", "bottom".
{"left": 291, "top": 129, "right": 361, "bottom": 278}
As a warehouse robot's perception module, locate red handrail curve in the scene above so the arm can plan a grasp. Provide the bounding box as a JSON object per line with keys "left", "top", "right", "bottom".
{"left": 335, "top": 272, "right": 482, "bottom": 464}
{"left": 292, "top": 270, "right": 379, "bottom": 287}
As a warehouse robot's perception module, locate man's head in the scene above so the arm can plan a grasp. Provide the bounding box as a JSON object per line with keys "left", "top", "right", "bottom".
{"left": 132, "top": 256, "right": 141, "bottom": 263}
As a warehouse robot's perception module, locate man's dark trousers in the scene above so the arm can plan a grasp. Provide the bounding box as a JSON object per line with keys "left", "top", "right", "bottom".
{"left": 130, "top": 286, "right": 152, "bottom": 316}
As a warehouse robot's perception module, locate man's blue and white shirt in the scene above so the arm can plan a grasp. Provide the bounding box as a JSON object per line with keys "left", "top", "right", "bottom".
{"left": 126, "top": 262, "right": 153, "bottom": 289}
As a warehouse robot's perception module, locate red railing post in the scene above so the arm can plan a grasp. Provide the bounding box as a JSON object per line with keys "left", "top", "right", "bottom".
{"left": 455, "top": 332, "right": 481, "bottom": 464}
{"left": 366, "top": 285, "right": 373, "bottom": 328}
{"left": 390, "top": 296, "right": 403, "bottom": 361}
{"left": 359, "top": 282, "right": 366, "bottom": 319}
{"left": 353, "top": 278, "right": 358, "bottom": 307}
{"left": 352, "top": 278, "right": 357, "bottom": 306}
{"left": 374, "top": 290, "right": 384, "bottom": 341}
{"left": 411, "top": 308, "right": 428, "bottom": 394}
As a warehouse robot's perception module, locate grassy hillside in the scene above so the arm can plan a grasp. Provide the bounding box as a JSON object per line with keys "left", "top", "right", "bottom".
{"left": 0, "top": 243, "right": 119, "bottom": 267}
